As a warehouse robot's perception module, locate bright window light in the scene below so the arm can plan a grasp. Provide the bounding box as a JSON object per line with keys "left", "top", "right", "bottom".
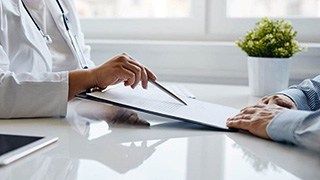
{"left": 227, "top": 0, "right": 320, "bottom": 18}
{"left": 75, "top": 0, "right": 319, "bottom": 42}
{"left": 76, "top": 0, "right": 191, "bottom": 18}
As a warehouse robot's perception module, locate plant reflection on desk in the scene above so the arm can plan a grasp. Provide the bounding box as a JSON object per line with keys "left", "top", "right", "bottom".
{"left": 227, "top": 133, "right": 282, "bottom": 173}
{"left": 226, "top": 133, "right": 319, "bottom": 180}
{"left": 231, "top": 141, "right": 280, "bottom": 173}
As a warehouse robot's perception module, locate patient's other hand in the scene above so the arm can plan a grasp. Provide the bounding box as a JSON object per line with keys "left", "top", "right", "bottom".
{"left": 259, "top": 95, "right": 296, "bottom": 109}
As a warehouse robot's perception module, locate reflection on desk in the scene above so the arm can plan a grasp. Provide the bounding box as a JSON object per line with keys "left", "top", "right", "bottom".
{"left": 0, "top": 83, "right": 319, "bottom": 180}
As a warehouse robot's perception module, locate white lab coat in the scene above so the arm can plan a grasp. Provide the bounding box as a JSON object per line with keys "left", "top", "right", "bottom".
{"left": 0, "top": 0, "right": 95, "bottom": 118}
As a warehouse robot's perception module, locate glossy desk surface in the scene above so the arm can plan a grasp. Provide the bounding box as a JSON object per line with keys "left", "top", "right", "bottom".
{"left": 0, "top": 83, "right": 319, "bottom": 180}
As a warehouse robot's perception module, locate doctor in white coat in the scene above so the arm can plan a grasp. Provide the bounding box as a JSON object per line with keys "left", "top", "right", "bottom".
{"left": 0, "top": 0, "right": 157, "bottom": 118}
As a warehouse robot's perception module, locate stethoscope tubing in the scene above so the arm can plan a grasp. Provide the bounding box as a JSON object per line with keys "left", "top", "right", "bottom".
{"left": 21, "top": 0, "right": 89, "bottom": 69}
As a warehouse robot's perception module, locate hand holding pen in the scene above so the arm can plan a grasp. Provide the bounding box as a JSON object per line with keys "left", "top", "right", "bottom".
{"left": 69, "top": 53, "right": 187, "bottom": 105}
{"left": 120, "top": 53, "right": 187, "bottom": 105}
{"left": 92, "top": 53, "right": 157, "bottom": 90}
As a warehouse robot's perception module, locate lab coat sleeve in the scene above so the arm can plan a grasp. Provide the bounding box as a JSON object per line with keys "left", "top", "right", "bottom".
{"left": 0, "top": 46, "right": 69, "bottom": 118}
{"left": 267, "top": 109, "right": 320, "bottom": 152}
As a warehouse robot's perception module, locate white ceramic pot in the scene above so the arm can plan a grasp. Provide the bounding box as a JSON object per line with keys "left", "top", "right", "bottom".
{"left": 247, "top": 56, "right": 290, "bottom": 97}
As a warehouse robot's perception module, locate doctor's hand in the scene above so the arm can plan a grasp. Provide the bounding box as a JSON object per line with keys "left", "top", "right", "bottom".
{"left": 68, "top": 53, "right": 157, "bottom": 100}
{"left": 92, "top": 53, "right": 157, "bottom": 90}
{"left": 226, "top": 103, "right": 288, "bottom": 139}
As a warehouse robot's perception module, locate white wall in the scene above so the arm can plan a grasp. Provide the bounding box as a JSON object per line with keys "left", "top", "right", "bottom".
{"left": 88, "top": 40, "right": 320, "bottom": 86}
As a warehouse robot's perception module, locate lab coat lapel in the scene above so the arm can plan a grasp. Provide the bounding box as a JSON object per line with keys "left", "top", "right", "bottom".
{"left": 46, "top": 1, "right": 77, "bottom": 56}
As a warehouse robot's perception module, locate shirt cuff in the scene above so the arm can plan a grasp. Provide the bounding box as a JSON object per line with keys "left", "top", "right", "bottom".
{"left": 278, "top": 88, "right": 311, "bottom": 111}
{"left": 267, "top": 110, "right": 310, "bottom": 144}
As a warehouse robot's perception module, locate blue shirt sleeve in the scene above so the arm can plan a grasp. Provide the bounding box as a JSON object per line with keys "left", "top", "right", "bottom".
{"left": 278, "top": 75, "right": 320, "bottom": 111}
{"left": 267, "top": 109, "right": 320, "bottom": 152}
{"left": 267, "top": 75, "right": 320, "bottom": 151}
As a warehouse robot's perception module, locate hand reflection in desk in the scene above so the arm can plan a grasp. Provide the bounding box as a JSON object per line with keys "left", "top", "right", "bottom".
{"left": 62, "top": 99, "right": 167, "bottom": 173}
{"left": 0, "top": 99, "right": 223, "bottom": 179}
{"left": 0, "top": 139, "right": 166, "bottom": 180}
{"left": 68, "top": 99, "right": 150, "bottom": 127}
{"left": 0, "top": 100, "right": 168, "bottom": 179}
{"left": 227, "top": 133, "right": 320, "bottom": 180}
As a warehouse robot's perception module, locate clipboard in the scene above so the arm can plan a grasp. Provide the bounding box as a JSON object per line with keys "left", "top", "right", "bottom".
{"left": 77, "top": 84, "right": 239, "bottom": 131}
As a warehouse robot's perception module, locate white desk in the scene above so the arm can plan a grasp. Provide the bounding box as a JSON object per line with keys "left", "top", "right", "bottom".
{"left": 0, "top": 83, "right": 319, "bottom": 180}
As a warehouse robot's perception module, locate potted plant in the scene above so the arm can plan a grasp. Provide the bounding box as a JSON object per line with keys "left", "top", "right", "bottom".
{"left": 236, "top": 18, "right": 304, "bottom": 96}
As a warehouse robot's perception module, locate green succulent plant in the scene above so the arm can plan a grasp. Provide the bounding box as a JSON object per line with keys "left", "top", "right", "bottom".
{"left": 236, "top": 18, "right": 304, "bottom": 58}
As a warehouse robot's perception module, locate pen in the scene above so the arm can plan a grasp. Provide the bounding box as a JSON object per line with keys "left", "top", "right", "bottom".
{"left": 148, "top": 79, "right": 188, "bottom": 106}
{"left": 119, "top": 53, "right": 187, "bottom": 105}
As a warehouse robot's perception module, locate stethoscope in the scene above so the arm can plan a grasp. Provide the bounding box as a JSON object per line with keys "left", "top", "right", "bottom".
{"left": 21, "top": 0, "right": 89, "bottom": 69}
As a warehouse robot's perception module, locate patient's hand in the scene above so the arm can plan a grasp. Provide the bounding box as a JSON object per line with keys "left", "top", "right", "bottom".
{"left": 226, "top": 95, "right": 295, "bottom": 139}
{"left": 259, "top": 95, "right": 296, "bottom": 109}
{"left": 227, "top": 103, "right": 287, "bottom": 139}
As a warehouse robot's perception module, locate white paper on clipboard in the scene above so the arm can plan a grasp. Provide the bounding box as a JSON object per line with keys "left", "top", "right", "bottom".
{"left": 85, "top": 84, "right": 239, "bottom": 130}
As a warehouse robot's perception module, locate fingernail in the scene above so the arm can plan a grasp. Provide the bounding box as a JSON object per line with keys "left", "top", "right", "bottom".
{"left": 139, "top": 120, "right": 150, "bottom": 127}
{"left": 145, "top": 121, "right": 150, "bottom": 126}
{"left": 142, "top": 83, "right": 147, "bottom": 89}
